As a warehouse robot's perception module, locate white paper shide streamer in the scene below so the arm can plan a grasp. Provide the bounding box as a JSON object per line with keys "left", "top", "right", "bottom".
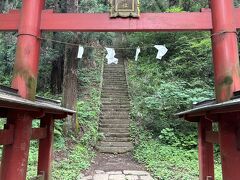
{"left": 135, "top": 47, "right": 141, "bottom": 61}
{"left": 154, "top": 45, "right": 168, "bottom": 60}
{"left": 77, "top": 46, "right": 84, "bottom": 58}
{"left": 106, "top": 48, "right": 118, "bottom": 64}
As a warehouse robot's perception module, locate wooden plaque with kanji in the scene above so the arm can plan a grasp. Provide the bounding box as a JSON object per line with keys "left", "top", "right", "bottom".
{"left": 110, "top": 0, "right": 140, "bottom": 18}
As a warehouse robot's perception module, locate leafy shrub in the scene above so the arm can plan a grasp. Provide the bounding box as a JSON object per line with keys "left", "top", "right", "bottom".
{"left": 52, "top": 145, "right": 95, "bottom": 180}
{"left": 159, "top": 128, "right": 197, "bottom": 149}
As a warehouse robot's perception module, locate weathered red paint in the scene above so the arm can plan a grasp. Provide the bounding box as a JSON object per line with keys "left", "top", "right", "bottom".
{"left": 205, "top": 131, "right": 219, "bottom": 144}
{"left": 11, "top": 0, "right": 45, "bottom": 100}
{"left": 31, "top": 127, "right": 47, "bottom": 140}
{"left": 211, "top": 0, "right": 240, "bottom": 102}
{"left": 0, "top": 124, "right": 14, "bottom": 145}
{"left": 41, "top": 12, "right": 212, "bottom": 32}
{"left": 2, "top": 9, "right": 240, "bottom": 32}
{"left": 218, "top": 114, "right": 240, "bottom": 180}
{"left": 38, "top": 116, "right": 54, "bottom": 180}
{"left": 198, "top": 118, "right": 215, "bottom": 180}
{"left": 1, "top": 1, "right": 45, "bottom": 180}
{"left": 1, "top": 112, "right": 32, "bottom": 180}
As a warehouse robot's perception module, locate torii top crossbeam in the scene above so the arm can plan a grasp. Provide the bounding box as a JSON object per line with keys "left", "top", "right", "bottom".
{"left": 1, "top": 9, "right": 240, "bottom": 32}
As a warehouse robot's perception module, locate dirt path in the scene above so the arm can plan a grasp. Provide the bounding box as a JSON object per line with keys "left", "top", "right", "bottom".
{"left": 78, "top": 153, "right": 154, "bottom": 180}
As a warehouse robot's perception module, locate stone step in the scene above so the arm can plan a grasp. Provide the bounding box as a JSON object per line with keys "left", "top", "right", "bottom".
{"left": 103, "top": 71, "right": 124, "bottom": 73}
{"left": 102, "top": 90, "right": 128, "bottom": 93}
{"left": 101, "top": 108, "right": 130, "bottom": 112}
{"left": 101, "top": 108, "right": 130, "bottom": 113}
{"left": 102, "top": 111, "right": 129, "bottom": 115}
{"left": 102, "top": 97, "right": 129, "bottom": 100}
{"left": 103, "top": 75, "right": 125, "bottom": 78}
{"left": 102, "top": 91, "right": 128, "bottom": 97}
{"left": 103, "top": 84, "right": 128, "bottom": 86}
{"left": 103, "top": 81, "right": 127, "bottom": 83}
{"left": 104, "top": 79, "right": 126, "bottom": 82}
{"left": 104, "top": 68, "right": 124, "bottom": 70}
{"left": 103, "top": 78, "right": 126, "bottom": 81}
{"left": 104, "top": 69, "right": 124, "bottom": 71}
{"left": 101, "top": 95, "right": 129, "bottom": 102}
{"left": 102, "top": 87, "right": 128, "bottom": 90}
{"left": 100, "top": 115, "right": 129, "bottom": 119}
{"left": 103, "top": 85, "right": 128, "bottom": 87}
{"left": 100, "top": 128, "right": 129, "bottom": 133}
{"left": 101, "top": 102, "right": 130, "bottom": 106}
{"left": 103, "top": 132, "right": 130, "bottom": 138}
{"left": 101, "top": 101, "right": 130, "bottom": 105}
{"left": 103, "top": 85, "right": 128, "bottom": 88}
{"left": 103, "top": 80, "right": 126, "bottom": 83}
{"left": 100, "top": 120, "right": 130, "bottom": 125}
{"left": 101, "top": 137, "right": 131, "bottom": 142}
{"left": 103, "top": 76, "right": 126, "bottom": 79}
{"left": 98, "top": 142, "right": 133, "bottom": 147}
{"left": 103, "top": 87, "right": 128, "bottom": 91}
{"left": 103, "top": 83, "right": 128, "bottom": 89}
{"left": 102, "top": 92, "right": 129, "bottom": 95}
{"left": 102, "top": 88, "right": 128, "bottom": 93}
{"left": 104, "top": 68, "right": 124, "bottom": 71}
{"left": 101, "top": 95, "right": 129, "bottom": 99}
{"left": 103, "top": 72, "right": 125, "bottom": 74}
{"left": 103, "top": 73, "right": 125, "bottom": 75}
{"left": 101, "top": 104, "right": 130, "bottom": 107}
{"left": 104, "top": 66, "right": 124, "bottom": 68}
{"left": 103, "top": 83, "right": 127, "bottom": 86}
{"left": 100, "top": 124, "right": 129, "bottom": 128}
{"left": 101, "top": 109, "right": 130, "bottom": 112}
{"left": 96, "top": 146, "right": 133, "bottom": 154}
{"left": 101, "top": 110, "right": 130, "bottom": 113}
{"left": 104, "top": 65, "right": 124, "bottom": 68}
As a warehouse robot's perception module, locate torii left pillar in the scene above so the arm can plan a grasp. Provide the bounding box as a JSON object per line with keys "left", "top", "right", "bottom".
{"left": 0, "top": 0, "right": 45, "bottom": 180}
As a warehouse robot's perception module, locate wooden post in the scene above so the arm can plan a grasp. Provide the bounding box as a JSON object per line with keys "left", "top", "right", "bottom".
{"left": 0, "top": 112, "right": 32, "bottom": 180}
{"left": 218, "top": 114, "right": 240, "bottom": 180}
{"left": 11, "top": 0, "right": 45, "bottom": 100}
{"left": 38, "top": 115, "right": 54, "bottom": 180}
{"left": 1, "top": 0, "right": 45, "bottom": 179}
{"left": 211, "top": 0, "right": 240, "bottom": 102}
{"left": 198, "top": 118, "right": 215, "bottom": 180}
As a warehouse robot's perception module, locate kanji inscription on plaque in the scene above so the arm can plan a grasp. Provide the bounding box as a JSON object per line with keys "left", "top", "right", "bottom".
{"left": 110, "top": 0, "right": 140, "bottom": 18}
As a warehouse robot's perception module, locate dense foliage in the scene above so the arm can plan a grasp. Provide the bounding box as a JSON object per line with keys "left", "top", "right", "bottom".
{"left": 127, "top": 30, "right": 214, "bottom": 135}
{"left": 123, "top": 4, "right": 231, "bottom": 180}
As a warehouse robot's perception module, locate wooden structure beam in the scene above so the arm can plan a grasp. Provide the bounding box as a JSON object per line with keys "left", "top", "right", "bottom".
{"left": 1, "top": 8, "right": 240, "bottom": 32}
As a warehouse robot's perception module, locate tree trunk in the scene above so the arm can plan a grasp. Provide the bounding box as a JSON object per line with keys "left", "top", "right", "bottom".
{"left": 169, "top": 0, "right": 179, "bottom": 7}
{"left": 0, "top": 1, "right": 5, "bottom": 12}
{"left": 51, "top": 54, "right": 64, "bottom": 94}
{"left": 62, "top": 0, "right": 79, "bottom": 134}
{"left": 182, "top": 1, "right": 191, "bottom": 11}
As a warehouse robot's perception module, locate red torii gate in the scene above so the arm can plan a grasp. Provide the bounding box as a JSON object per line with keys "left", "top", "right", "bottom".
{"left": 0, "top": 0, "right": 240, "bottom": 179}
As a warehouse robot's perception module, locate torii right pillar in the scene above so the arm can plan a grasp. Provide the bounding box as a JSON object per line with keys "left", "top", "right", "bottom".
{"left": 211, "top": 0, "right": 240, "bottom": 179}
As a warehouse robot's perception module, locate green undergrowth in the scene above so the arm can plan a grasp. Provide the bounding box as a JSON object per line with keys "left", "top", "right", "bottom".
{"left": 27, "top": 140, "right": 95, "bottom": 180}
{"left": 131, "top": 122, "right": 222, "bottom": 180}
{"left": 52, "top": 144, "right": 95, "bottom": 179}
{"left": 126, "top": 34, "right": 222, "bottom": 179}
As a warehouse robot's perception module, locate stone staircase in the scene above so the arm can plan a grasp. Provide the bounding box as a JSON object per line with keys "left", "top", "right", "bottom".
{"left": 97, "top": 58, "right": 133, "bottom": 153}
